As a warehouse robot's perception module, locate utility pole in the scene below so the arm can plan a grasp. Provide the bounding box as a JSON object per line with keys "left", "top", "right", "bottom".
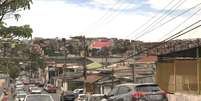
{"left": 62, "top": 38, "right": 67, "bottom": 91}
{"left": 103, "top": 48, "right": 109, "bottom": 69}
{"left": 62, "top": 38, "right": 67, "bottom": 73}
{"left": 30, "top": 37, "right": 33, "bottom": 80}
{"left": 111, "top": 67, "right": 114, "bottom": 89}
{"left": 83, "top": 36, "right": 87, "bottom": 93}
{"left": 132, "top": 44, "right": 136, "bottom": 83}
{"left": 196, "top": 46, "right": 200, "bottom": 94}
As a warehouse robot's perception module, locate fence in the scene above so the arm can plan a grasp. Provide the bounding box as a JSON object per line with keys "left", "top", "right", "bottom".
{"left": 156, "top": 59, "right": 201, "bottom": 94}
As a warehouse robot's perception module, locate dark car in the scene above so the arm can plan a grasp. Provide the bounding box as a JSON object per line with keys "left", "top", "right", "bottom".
{"left": 60, "top": 91, "right": 77, "bottom": 101}
{"left": 107, "top": 83, "right": 168, "bottom": 101}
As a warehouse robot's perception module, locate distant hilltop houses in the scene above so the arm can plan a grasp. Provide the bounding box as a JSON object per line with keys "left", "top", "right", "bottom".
{"left": 31, "top": 37, "right": 201, "bottom": 57}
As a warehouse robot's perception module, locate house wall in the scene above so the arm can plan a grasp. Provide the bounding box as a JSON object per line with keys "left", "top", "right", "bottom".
{"left": 156, "top": 59, "right": 201, "bottom": 94}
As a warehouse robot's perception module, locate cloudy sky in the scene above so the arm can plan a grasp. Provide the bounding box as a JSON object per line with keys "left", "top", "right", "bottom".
{"left": 4, "top": 0, "right": 201, "bottom": 41}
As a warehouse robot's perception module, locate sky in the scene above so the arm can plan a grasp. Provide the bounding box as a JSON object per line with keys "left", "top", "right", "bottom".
{"left": 4, "top": 0, "right": 201, "bottom": 42}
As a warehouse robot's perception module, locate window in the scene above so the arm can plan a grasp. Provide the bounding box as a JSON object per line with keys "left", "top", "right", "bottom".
{"left": 135, "top": 85, "right": 160, "bottom": 92}
{"left": 117, "top": 86, "right": 131, "bottom": 95}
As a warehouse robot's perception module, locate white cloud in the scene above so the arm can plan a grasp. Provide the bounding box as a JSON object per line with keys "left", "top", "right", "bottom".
{"left": 89, "top": 0, "right": 137, "bottom": 10}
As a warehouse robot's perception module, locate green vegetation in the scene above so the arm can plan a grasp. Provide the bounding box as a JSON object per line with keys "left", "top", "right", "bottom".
{"left": 0, "top": 0, "right": 33, "bottom": 78}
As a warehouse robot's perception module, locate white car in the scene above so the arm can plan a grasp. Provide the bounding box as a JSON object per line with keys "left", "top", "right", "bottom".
{"left": 29, "top": 87, "right": 42, "bottom": 94}
{"left": 15, "top": 91, "right": 27, "bottom": 101}
{"left": 28, "top": 84, "right": 36, "bottom": 91}
{"left": 75, "top": 94, "right": 88, "bottom": 101}
{"left": 15, "top": 81, "right": 24, "bottom": 88}
{"left": 73, "top": 89, "right": 84, "bottom": 94}
{"left": 24, "top": 94, "right": 54, "bottom": 101}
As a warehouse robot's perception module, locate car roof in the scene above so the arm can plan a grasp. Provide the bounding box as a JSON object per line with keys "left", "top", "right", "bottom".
{"left": 74, "top": 89, "right": 83, "bottom": 91}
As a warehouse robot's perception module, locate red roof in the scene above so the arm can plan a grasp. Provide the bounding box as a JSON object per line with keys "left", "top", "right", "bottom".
{"left": 90, "top": 39, "right": 112, "bottom": 49}
{"left": 136, "top": 56, "right": 158, "bottom": 64}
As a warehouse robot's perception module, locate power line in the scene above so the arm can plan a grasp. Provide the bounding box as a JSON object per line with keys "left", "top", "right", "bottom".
{"left": 83, "top": 0, "right": 123, "bottom": 32}
{"left": 98, "top": 0, "right": 136, "bottom": 26}
{"left": 134, "top": 2, "right": 201, "bottom": 40}
{"left": 115, "top": 20, "right": 201, "bottom": 64}
{"left": 159, "top": 8, "right": 201, "bottom": 41}
{"left": 134, "top": 0, "right": 187, "bottom": 39}
{"left": 125, "top": 0, "right": 184, "bottom": 38}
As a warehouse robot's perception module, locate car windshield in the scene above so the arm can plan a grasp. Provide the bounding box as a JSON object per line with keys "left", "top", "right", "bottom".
{"left": 25, "top": 95, "right": 53, "bottom": 101}
{"left": 135, "top": 85, "right": 161, "bottom": 92}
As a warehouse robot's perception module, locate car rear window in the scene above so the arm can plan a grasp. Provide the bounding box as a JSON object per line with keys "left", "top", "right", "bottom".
{"left": 135, "top": 85, "right": 160, "bottom": 92}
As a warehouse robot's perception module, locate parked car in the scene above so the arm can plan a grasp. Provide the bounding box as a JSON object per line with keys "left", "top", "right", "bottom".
{"left": 28, "top": 84, "right": 36, "bottom": 92}
{"left": 29, "top": 87, "right": 42, "bottom": 94}
{"left": 60, "top": 91, "right": 77, "bottom": 101}
{"left": 35, "top": 80, "right": 44, "bottom": 87}
{"left": 24, "top": 94, "right": 54, "bottom": 101}
{"left": 88, "top": 94, "right": 105, "bottom": 101}
{"left": 107, "top": 83, "right": 168, "bottom": 101}
{"left": 15, "top": 82, "right": 24, "bottom": 88}
{"left": 23, "top": 80, "right": 30, "bottom": 85}
{"left": 75, "top": 94, "right": 88, "bottom": 101}
{"left": 73, "top": 89, "right": 84, "bottom": 94}
{"left": 44, "top": 84, "right": 57, "bottom": 93}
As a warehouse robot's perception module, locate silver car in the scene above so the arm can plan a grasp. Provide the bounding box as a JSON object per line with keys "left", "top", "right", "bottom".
{"left": 24, "top": 94, "right": 54, "bottom": 101}
{"left": 107, "top": 83, "right": 168, "bottom": 101}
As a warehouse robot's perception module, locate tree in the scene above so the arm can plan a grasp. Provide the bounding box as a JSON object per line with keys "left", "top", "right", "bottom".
{"left": 0, "top": 0, "right": 33, "bottom": 78}
{"left": 0, "top": 0, "right": 33, "bottom": 39}
{"left": 0, "top": 0, "right": 32, "bottom": 21}
{"left": 0, "top": 25, "right": 32, "bottom": 39}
